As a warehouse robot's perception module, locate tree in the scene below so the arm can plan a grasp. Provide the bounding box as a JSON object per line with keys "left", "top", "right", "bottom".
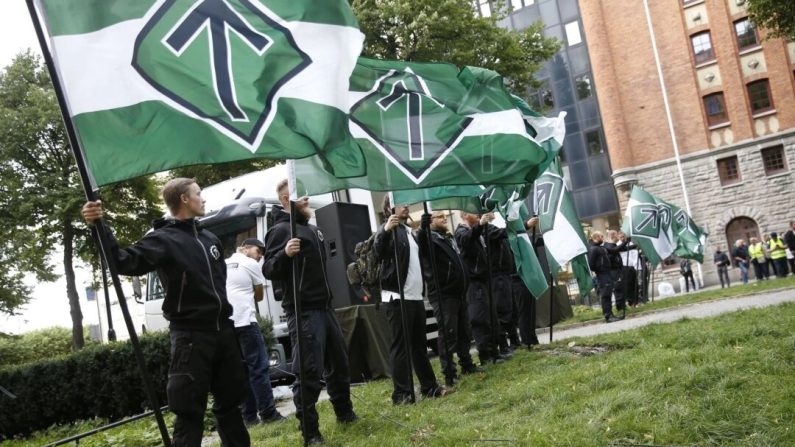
{"left": 351, "top": 0, "right": 560, "bottom": 92}
{"left": 746, "top": 0, "right": 795, "bottom": 40}
{"left": 172, "top": 158, "right": 280, "bottom": 188}
{"left": 0, "top": 52, "right": 161, "bottom": 349}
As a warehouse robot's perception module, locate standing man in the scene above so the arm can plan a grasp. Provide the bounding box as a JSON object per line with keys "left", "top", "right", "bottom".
{"left": 732, "top": 239, "right": 750, "bottom": 284}
{"left": 589, "top": 231, "right": 621, "bottom": 323}
{"left": 604, "top": 230, "right": 627, "bottom": 317}
{"left": 486, "top": 216, "right": 519, "bottom": 356}
{"left": 767, "top": 232, "right": 789, "bottom": 278}
{"left": 262, "top": 180, "right": 357, "bottom": 445}
{"left": 226, "top": 239, "right": 285, "bottom": 426}
{"left": 784, "top": 221, "right": 795, "bottom": 275}
{"left": 513, "top": 216, "right": 540, "bottom": 348}
{"left": 81, "top": 178, "right": 250, "bottom": 447}
{"left": 455, "top": 212, "right": 506, "bottom": 364}
{"left": 713, "top": 247, "right": 731, "bottom": 288}
{"left": 748, "top": 237, "right": 769, "bottom": 281}
{"left": 679, "top": 259, "right": 696, "bottom": 292}
{"left": 375, "top": 196, "right": 445, "bottom": 404}
{"left": 417, "top": 211, "right": 483, "bottom": 387}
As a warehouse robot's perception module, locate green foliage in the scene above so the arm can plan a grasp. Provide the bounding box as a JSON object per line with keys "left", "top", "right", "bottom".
{"left": 0, "top": 332, "right": 170, "bottom": 439}
{"left": 0, "top": 327, "right": 98, "bottom": 369}
{"left": 351, "top": 0, "right": 560, "bottom": 92}
{"left": 171, "top": 158, "right": 280, "bottom": 189}
{"left": 746, "top": 0, "right": 795, "bottom": 40}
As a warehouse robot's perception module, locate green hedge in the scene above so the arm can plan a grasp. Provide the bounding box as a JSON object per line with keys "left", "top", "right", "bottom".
{"left": 0, "top": 319, "right": 274, "bottom": 440}
{"left": 0, "top": 327, "right": 99, "bottom": 369}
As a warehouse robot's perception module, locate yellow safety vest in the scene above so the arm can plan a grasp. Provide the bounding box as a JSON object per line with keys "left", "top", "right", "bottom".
{"left": 769, "top": 238, "right": 787, "bottom": 260}
{"left": 748, "top": 243, "right": 766, "bottom": 261}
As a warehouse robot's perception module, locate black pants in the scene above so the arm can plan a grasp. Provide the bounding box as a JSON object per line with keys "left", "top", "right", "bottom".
{"left": 288, "top": 308, "right": 353, "bottom": 438}
{"left": 512, "top": 275, "right": 539, "bottom": 346}
{"left": 717, "top": 266, "right": 730, "bottom": 288}
{"left": 384, "top": 298, "right": 438, "bottom": 403}
{"left": 493, "top": 273, "right": 518, "bottom": 349}
{"left": 752, "top": 259, "right": 769, "bottom": 280}
{"left": 168, "top": 327, "right": 249, "bottom": 447}
{"left": 773, "top": 258, "right": 789, "bottom": 278}
{"left": 467, "top": 280, "right": 501, "bottom": 362}
{"left": 610, "top": 269, "right": 626, "bottom": 311}
{"left": 430, "top": 294, "right": 475, "bottom": 380}
{"left": 788, "top": 258, "right": 795, "bottom": 276}
{"left": 596, "top": 271, "right": 615, "bottom": 318}
{"left": 682, "top": 271, "right": 696, "bottom": 292}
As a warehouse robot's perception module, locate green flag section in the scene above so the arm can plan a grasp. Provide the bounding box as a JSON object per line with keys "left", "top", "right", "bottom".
{"left": 291, "top": 59, "right": 549, "bottom": 196}
{"left": 34, "top": 0, "right": 365, "bottom": 186}
{"left": 672, "top": 205, "right": 709, "bottom": 263}
{"left": 500, "top": 190, "right": 549, "bottom": 298}
{"left": 533, "top": 158, "right": 592, "bottom": 297}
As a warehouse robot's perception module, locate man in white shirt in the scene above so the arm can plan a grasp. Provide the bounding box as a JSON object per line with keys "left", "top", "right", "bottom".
{"left": 373, "top": 196, "right": 444, "bottom": 405}
{"left": 226, "top": 238, "right": 284, "bottom": 426}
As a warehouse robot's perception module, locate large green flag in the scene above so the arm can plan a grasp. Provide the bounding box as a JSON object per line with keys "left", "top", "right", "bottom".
{"left": 533, "top": 158, "right": 593, "bottom": 297}
{"left": 291, "top": 58, "right": 548, "bottom": 195}
{"left": 34, "top": 0, "right": 365, "bottom": 186}
{"left": 672, "top": 205, "right": 708, "bottom": 263}
{"left": 500, "top": 189, "right": 549, "bottom": 298}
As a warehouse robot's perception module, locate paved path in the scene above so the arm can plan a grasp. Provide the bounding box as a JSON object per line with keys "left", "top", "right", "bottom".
{"left": 542, "top": 287, "right": 795, "bottom": 343}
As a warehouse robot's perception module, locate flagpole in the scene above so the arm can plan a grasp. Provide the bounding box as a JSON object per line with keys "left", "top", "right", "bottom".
{"left": 98, "top": 244, "right": 116, "bottom": 342}
{"left": 289, "top": 201, "right": 309, "bottom": 446}
{"left": 422, "top": 202, "right": 448, "bottom": 377}
{"left": 25, "top": 2, "right": 170, "bottom": 445}
{"left": 483, "top": 222, "right": 498, "bottom": 364}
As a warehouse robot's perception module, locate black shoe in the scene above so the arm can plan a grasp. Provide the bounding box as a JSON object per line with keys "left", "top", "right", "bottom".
{"left": 605, "top": 315, "right": 620, "bottom": 323}
{"left": 496, "top": 352, "right": 512, "bottom": 361}
{"left": 498, "top": 348, "right": 514, "bottom": 358}
{"left": 445, "top": 376, "right": 459, "bottom": 387}
{"left": 336, "top": 412, "right": 359, "bottom": 424}
{"left": 306, "top": 434, "right": 325, "bottom": 445}
{"left": 461, "top": 365, "right": 485, "bottom": 375}
{"left": 480, "top": 357, "right": 505, "bottom": 366}
{"left": 392, "top": 395, "right": 415, "bottom": 405}
{"left": 260, "top": 411, "right": 286, "bottom": 424}
{"left": 422, "top": 385, "right": 449, "bottom": 398}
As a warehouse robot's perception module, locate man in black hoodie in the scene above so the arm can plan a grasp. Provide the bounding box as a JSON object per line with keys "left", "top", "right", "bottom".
{"left": 82, "top": 178, "right": 249, "bottom": 447}
{"left": 589, "top": 231, "right": 621, "bottom": 323}
{"left": 261, "top": 180, "right": 356, "bottom": 445}
{"left": 417, "top": 211, "right": 483, "bottom": 387}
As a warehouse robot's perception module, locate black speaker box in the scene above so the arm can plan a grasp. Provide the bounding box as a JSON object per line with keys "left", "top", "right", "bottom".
{"left": 315, "top": 202, "right": 373, "bottom": 309}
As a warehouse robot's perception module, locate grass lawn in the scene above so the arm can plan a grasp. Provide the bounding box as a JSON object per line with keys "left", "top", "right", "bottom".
{"left": 9, "top": 301, "right": 795, "bottom": 446}
{"left": 563, "top": 275, "right": 795, "bottom": 326}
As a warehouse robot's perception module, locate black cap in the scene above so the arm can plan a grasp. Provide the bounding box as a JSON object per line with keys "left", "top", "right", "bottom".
{"left": 240, "top": 238, "right": 266, "bottom": 250}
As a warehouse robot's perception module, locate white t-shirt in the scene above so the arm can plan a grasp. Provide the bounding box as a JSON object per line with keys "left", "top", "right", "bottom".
{"left": 381, "top": 224, "right": 424, "bottom": 302}
{"left": 225, "top": 252, "right": 266, "bottom": 328}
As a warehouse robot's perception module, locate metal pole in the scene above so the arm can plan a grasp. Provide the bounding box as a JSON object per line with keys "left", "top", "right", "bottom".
{"left": 548, "top": 271, "right": 555, "bottom": 343}
{"left": 99, "top": 249, "right": 116, "bottom": 342}
{"left": 483, "top": 222, "right": 498, "bottom": 363}
{"left": 25, "top": 2, "right": 169, "bottom": 445}
{"left": 642, "top": 0, "right": 704, "bottom": 287}
{"left": 391, "top": 221, "right": 416, "bottom": 402}
{"left": 422, "top": 203, "right": 447, "bottom": 372}
{"left": 289, "top": 201, "right": 309, "bottom": 446}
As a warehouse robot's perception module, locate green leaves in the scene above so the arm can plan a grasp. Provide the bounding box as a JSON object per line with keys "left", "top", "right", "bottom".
{"left": 746, "top": 0, "right": 795, "bottom": 40}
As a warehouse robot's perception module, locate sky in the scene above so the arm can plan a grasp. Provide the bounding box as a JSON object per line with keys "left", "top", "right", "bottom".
{"left": 0, "top": 2, "right": 148, "bottom": 335}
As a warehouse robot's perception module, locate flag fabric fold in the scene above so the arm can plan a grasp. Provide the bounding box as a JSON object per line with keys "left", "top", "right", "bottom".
{"left": 500, "top": 189, "right": 549, "bottom": 298}
{"left": 33, "top": 0, "right": 365, "bottom": 186}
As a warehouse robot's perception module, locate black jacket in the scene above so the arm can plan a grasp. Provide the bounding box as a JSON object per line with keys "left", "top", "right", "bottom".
{"left": 373, "top": 222, "right": 414, "bottom": 294}
{"left": 714, "top": 251, "right": 730, "bottom": 267}
{"left": 417, "top": 224, "right": 468, "bottom": 299}
{"left": 262, "top": 209, "right": 332, "bottom": 311}
{"left": 603, "top": 241, "right": 624, "bottom": 270}
{"left": 454, "top": 223, "right": 489, "bottom": 281}
{"left": 784, "top": 229, "right": 795, "bottom": 252}
{"left": 110, "top": 218, "right": 232, "bottom": 331}
{"left": 485, "top": 224, "right": 515, "bottom": 275}
{"left": 588, "top": 241, "right": 611, "bottom": 274}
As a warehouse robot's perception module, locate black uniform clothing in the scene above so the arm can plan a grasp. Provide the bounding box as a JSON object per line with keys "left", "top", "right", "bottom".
{"left": 417, "top": 219, "right": 474, "bottom": 381}
{"left": 604, "top": 241, "right": 627, "bottom": 312}
{"left": 714, "top": 251, "right": 731, "bottom": 288}
{"left": 455, "top": 223, "right": 501, "bottom": 362}
{"left": 512, "top": 274, "right": 539, "bottom": 346}
{"left": 680, "top": 260, "right": 696, "bottom": 292}
{"left": 374, "top": 222, "right": 440, "bottom": 403}
{"left": 486, "top": 226, "right": 518, "bottom": 350}
{"left": 106, "top": 218, "right": 249, "bottom": 447}
{"left": 589, "top": 241, "right": 616, "bottom": 319}
{"left": 785, "top": 230, "right": 795, "bottom": 274}
{"left": 262, "top": 209, "right": 354, "bottom": 439}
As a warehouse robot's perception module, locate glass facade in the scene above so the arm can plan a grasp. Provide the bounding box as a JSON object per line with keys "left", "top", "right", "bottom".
{"left": 496, "top": 0, "right": 619, "bottom": 220}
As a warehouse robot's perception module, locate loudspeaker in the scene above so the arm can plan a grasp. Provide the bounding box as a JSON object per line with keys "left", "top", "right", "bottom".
{"left": 315, "top": 202, "right": 372, "bottom": 309}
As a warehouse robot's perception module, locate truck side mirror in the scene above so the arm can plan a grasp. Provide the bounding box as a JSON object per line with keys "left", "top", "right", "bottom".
{"left": 132, "top": 277, "right": 143, "bottom": 304}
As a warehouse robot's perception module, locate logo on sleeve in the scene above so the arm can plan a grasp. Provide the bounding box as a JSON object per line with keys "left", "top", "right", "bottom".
{"left": 210, "top": 245, "right": 221, "bottom": 260}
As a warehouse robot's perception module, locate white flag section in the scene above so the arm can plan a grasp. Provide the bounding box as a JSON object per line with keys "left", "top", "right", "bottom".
{"left": 534, "top": 169, "right": 587, "bottom": 268}
{"left": 622, "top": 186, "right": 677, "bottom": 266}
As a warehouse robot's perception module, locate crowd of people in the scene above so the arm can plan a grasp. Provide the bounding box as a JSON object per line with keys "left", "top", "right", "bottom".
{"left": 726, "top": 221, "right": 795, "bottom": 285}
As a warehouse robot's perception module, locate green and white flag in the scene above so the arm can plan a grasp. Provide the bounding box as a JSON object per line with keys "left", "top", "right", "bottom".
{"left": 291, "top": 59, "right": 549, "bottom": 195}
{"left": 672, "top": 205, "right": 708, "bottom": 263}
{"left": 500, "top": 189, "right": 549, "bottom": 298}
{"left": 622, "top": 186, "right": 677, "bottom": 266}
{"left": 33, "top": 0, "right": 365, "bottom": 186}
{"left": 533, "top": 158, "right": 592, "bottom": 297}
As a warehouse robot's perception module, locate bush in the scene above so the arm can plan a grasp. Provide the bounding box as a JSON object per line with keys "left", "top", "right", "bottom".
{"left": 0, "top": 327, "right": 98, "bottom": 369}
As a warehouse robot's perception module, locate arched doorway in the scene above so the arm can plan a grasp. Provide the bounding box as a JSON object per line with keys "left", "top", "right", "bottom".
{"left": 725, "top": 216, "right": 760, "bottom": 250}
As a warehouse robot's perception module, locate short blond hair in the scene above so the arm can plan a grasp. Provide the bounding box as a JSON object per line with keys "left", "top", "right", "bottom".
{"left": 275, "top": 179, "right": 288, "bottom": 198}
{"left": 162, "top": 177, "right": 197, "bottom": 214}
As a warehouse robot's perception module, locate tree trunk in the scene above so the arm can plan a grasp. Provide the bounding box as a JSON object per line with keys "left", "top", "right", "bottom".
{"left": 63, "top": 219, "right": 84, "bottom": 350}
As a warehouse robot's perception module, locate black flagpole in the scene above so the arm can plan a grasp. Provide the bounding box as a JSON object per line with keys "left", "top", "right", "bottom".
{"left": 483, "top": 221, "right": 498, "bottom": 364}
{"left": 98, "top": 243, "right": 116, "bottom": 342}
{"left": 391, "top": 217, "right": 416, "bottom": 402}
{"left": 289, "top": 201, "right": 309, "bottom": 446}
{"left": 25, "top": 2, "right": 170, "bottom": 445}
{"left": 548, "top": 269, "right": 555, "bottom": 343}
{"left": 422, "top": 203, "right": 447, "bottom": 375}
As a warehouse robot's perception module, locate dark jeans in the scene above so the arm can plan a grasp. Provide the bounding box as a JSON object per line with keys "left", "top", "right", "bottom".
{"left": 384, "top": 298, "right": 439, "bottom": 403}
{"left": 288, "top": 308, "right": 353, "bottom": 438}
{"left": 430, "top": 294, "right": 475, "bottom": 381}
{"left": 493, "top": 273, "right": 518, "bottom": 349}
{"left": 168, "top": 327, "right": 249, "bottom": 447}
{"left": 610, "top": 269, "right": 626, "bottom": 311}
{"left": 752, "top": 259, "right": 769, "bottom": 280}
{"left": 682, "top": 271, "right": 696, "bottom": 292}
{"left": 235, "top": 323, "right": 276, "bottom": 423}
{"left": 773, "top": 258, "right": 789, "bottom": 278}
{"left": 467, "top": 281, "right": 501, "bottom": 362}
{"left": 717, "top": 266, "right": 730, "bottom": 288}
{"left": 512, "top": 275, "right": 539, "bottom": 346}
{"left": 788, "top": 258, "right": 795, "bottom": 276}
{"left": 596, "top": 271, "right": 614, "bottom": 318}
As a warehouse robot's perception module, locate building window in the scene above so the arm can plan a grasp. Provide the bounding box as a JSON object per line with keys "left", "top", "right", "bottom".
{"left": 476, "top": 0, "right": 491, "bottom": 17}
{"left": 717, "top": 156, "right": 741, "bottom": 185}
{"left": 585, "top": 130, "right": 604, "bottom": 155}
{"left": 703, "top": 93, "right": 728, "bottom": 126}
{"left": 761, "top": 145, "right": 787, "bottom": 175}
{"left": 734, "top": 18, "right": 759, "bottom": 50}
{"left": 691, "top": 32, "right": 715, "bottom": 65}
{"left": 747, "top": 79, "right": 773, "bottom": 114}
{"left": 575, "top": 74, "right": 592, "bottom": 99}
{"left": 565, "top": 21, "right": 582, "bottom": 46}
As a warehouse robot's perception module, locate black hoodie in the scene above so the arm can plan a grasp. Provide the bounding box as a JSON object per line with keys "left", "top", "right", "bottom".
{"left": 262, "top": 208, "right": 332, "bottom": 311}
{"left": 109, "top": 218, "right": 232, "bottom": 331}
{"left": 454, "top": 222, "right": 489, "bottom": 281}
{"left": 417, "top": 222, "right": 468, "bottom": 299}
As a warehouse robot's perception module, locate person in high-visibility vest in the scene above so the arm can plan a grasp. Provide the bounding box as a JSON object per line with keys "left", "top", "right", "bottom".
{"left": 748, "top": 237, "right": 769, "bottom": 281}
{"left": 768, "top": 232, "right": 789, "bottom": 278}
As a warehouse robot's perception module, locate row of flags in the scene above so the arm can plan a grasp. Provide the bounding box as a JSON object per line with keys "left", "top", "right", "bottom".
{"left": 32, "top": 0, "right": 706, "bottom": 297}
